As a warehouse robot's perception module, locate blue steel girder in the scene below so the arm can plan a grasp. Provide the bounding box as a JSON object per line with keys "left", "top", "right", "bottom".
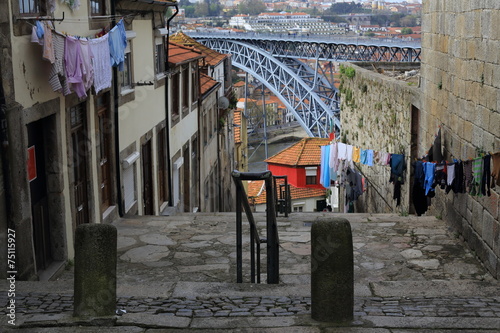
{"left": 198, "top": 38, "right": 340, "bottom": 138}
{"left": 188, "top": 33, "right": 421, "bottom": 62}
{"left": 254, "top": 40, "right": 421, "bottom": 62}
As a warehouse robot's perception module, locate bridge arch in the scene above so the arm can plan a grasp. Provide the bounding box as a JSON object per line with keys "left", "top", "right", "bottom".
{"left": 197, "top": 38, "right": 340, "bottom": 138}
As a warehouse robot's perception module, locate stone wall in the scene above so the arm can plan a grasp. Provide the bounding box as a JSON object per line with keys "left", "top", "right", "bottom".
{"left": 420, "top": 0, "right": 499, "bottom": 279}
{"left": 339, "top": 63, "right": 421, "bottom": 214}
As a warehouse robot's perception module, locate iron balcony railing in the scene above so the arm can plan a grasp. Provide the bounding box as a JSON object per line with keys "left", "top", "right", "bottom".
{"left": 232, "top": 170, "right": 279, "bottom": 284}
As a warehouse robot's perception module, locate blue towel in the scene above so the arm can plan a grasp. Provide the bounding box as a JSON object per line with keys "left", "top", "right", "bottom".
{"left": 424, "top": 162, "right": 435, "bottom": 195}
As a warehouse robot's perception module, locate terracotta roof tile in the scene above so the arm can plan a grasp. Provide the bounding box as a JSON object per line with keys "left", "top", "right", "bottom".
{"left": 168, "top": 42, "right": 204, "bottom": 66}
{"left": 265, "top": 137, "right": 330, "bottom": 166}
{"left": 200, "top": 73, "right": 220, "bottom": 96}
{"left": 169, "top": 32, "right": 229, "bottom": 67}
{"left": 247, "top": 179, "right": 326, "bottom": 205}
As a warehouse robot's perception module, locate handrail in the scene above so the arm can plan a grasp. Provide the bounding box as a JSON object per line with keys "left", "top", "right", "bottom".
{"left": 273, "top": 175, "right": 291, "bottom": 217}
{"left": 232, "top": 170, "right": 279, "bottom": 284}
{"left": 353, "top": 163, "right": 394, "bottom": 212}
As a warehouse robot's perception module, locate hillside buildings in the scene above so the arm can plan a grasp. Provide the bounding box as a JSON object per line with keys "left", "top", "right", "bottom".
{"left": 0, "top": 0, "right": 236, "bottom": 280}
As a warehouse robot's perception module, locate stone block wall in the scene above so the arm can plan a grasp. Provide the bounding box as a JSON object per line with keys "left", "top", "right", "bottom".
{"left": 339, "top": 63, "right": 421, "bottom": 214}
{"left": 420, "top": 0, "right": 499, "bottom": 279}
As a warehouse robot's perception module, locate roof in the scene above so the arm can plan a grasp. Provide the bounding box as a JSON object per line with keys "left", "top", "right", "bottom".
{"left": 168, "top": 42, "right": 204, "bottom": 66}
{"left": 247, "top": 179, "right": 326, "bottom": 205}
{"left": 233, "top": 81, "right": 245, "bottom": 87}
{"left": 265, "top": 137, "right": 330, "bottom": 166}
{"left": 234, "top": 109, "right": 242, "bottom": 144}
{"left": 200, "top": 73, "right": 220, "bottom": 97}
{"left": 169, "top": 31, "right": 229, "bottom": 67}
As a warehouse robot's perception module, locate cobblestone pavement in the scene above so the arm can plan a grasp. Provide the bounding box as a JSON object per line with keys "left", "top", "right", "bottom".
{"left": 1, "top": 213, "right": 499, "bottom": 331}
{"left": 2, "top": 292, "right": 500, "bottom": 319}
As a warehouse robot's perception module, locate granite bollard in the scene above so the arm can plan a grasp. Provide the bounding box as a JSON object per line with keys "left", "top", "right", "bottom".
{"left": 311, "top": 217, "right": 353, "bottom": 323}
{"left": 73, "top": 223, "right": 117, "bottom": 317}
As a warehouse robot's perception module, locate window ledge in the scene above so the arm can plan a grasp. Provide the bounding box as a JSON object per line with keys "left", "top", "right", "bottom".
{"left": 121, "top": 88, "right": 135, "bottom": 96}
{"left": 156, "top": 73, "right": 166, "bottom": 80}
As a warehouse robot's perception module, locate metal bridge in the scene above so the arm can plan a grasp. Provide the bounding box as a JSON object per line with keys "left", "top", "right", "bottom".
{"left": 189, "top": 32, "right": 421, "bottom": 138}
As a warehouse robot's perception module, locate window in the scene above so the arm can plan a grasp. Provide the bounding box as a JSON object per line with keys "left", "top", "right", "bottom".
{"left": 121, "top": 31, "right": 135, "bottom": 93}
{"left": 19, "top": 0, "right": 45, "bottom": 15}
{"left": 96, "top": 93, "right": 112, "bottom": 212}
{"left": 293, "top": 206, "right": 303, "bottom": 212}
{"left": 90, "top": 0, "right": 105, "bottom": 16}
{"left": 171, "top": 71, "right": 180, "bottom": 118}
{"left": 155, "top": 37, "right": 166, "bottom": 77}
{"left": 306, "top": 175, "right": 317, "bottom": 185}
{"left": 305, "top": 167, "right": 317, "bottom": 185}
{"left": 191, "top": 63, "right": 199, "bottom": 103}
{"left": 182, "top": 65, "right": 189, "bottom": 110}
{"left": 121, "top": 52, "right": 132, "bottom": 90}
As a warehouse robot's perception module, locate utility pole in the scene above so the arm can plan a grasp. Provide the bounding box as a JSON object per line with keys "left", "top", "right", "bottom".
{"left": 261, "top": 85, "right": 268, "bottom": 162}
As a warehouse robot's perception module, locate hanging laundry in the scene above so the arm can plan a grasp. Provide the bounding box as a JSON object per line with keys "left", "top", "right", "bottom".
{"left": 108, "top": 20, "right": 128, "bottom": 71}
{"left": 90, "top": 34, "right": 112, "bottom": 94}
{"left": 445, "top": 162, "right": 455, "bottom": 194}
{"left": 48, "top": 32, "right": 72, "bottom": 95}
{"left": 42, "top": 22, "right": 55, "bottom": 64}
{"left": 452, "top": 160, "right": 465, "bottom": 193}
{"left": 337, "top": 142, "right": 348, "bottom": 160}
{"left": 329, "top": 141, "right": 338, "bottom": 177}
{"left": 365, "top": 149, "right": 374, "bottom": 166}
{"left": 412, "top": 161, "right": 428, "bottom": 216}
{"left": 492, "top": 152, "right": 500, "bottom": 187}
{"left": 352, "top": 146, "right": 361, "bottom": 163}
{"left": 320, "top": 145, "right": 331, "bottom": 189}
{"left": 463, "top": 160, "right": 473, "bottom": 192}
{"left": 346, "top": 145, "right": 353, "bottom": 162}
{"left": 423, "top": 162, "right": 435, "bottom": 196}
{"left": 481, "top": 154, "right": 492, "bottom": 196}
{"left": 469, "top": 157, "right": 483, "bottom": 196}
{"left": 65, "top": 36, "right": 87, "bottom": 98}
{"left": 389, "top": 154, "right": 406, "bottom": 206}
{"left": 79, "top": 39, "right": 95, "bottom": 92}
{"left": 434, "top": 163, "right": 447, "bottom": 190}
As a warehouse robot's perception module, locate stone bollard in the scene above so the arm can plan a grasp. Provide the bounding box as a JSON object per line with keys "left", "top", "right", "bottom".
{"left": 73, "top": 223, "right": 117, "bottom": 317}
{"left": 311, "top": 217, "right": 353, "bottom": 323}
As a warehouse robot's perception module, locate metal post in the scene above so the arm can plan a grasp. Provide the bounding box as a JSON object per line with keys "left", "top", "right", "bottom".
{"left": 236, "top": 186, "right": 242, "bottom": 283}
{"left": 265, "top": 177, "right": 279, "bottom": 284}
{"left": 262, "top": 86, "right": 268, "bottom": 161}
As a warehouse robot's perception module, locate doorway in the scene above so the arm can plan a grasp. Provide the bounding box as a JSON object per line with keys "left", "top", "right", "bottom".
{"left": 142, "top": 140, "right": 154, "bottom": 215}
{"left": 70, "top": 103, "right": 90, "bottom": 226}
{"left": 27, "top": 120, "right": 52, "bottom": 271}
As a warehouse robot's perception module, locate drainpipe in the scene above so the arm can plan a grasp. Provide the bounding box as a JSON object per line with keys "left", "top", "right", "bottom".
{"left": 111, "top": 0, "right": 124, "bottom": 216}
{"left": 165, "top": 6, "right": 178, "bottom": 208}
{"left": 0, "top": 63, "right": 13, "bottom": 229}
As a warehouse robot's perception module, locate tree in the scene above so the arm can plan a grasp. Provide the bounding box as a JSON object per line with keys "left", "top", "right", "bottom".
{"left": 328, "top": 2, "right": 365, "bottom": 15}
{"left": 238, "top": 0, "right": 266, "bottom": 16}
{"left": 400, "top": 15, "right": 418, "bottom": 27}
{"left": 365, "top": 31, "right": 375, "bottom": 37}
{"left": 400, "top": 27, "right": 413, "bottom": 35}
{"left": 194, "top": 1, "right": 209, "bottom": 17}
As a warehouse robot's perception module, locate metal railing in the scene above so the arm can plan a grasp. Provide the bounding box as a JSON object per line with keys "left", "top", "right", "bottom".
{"left": 273, "top": 175, "right": 291, "bottom": 217}
{"left": 232, "top": 170, "right": 279, "bottom": 284}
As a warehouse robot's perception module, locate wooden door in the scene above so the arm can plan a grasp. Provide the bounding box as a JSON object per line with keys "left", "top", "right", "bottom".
{"left": 96, "top": 93, "right": 112, "bottom": 213}
{"left": 142, "top": 140, "right": 154, "bottom": 215}
{"left": 70, "top": 104, "right": 90, "bottom": 226}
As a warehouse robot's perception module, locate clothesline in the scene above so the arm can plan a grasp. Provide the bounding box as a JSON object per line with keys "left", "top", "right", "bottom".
{"left": 32, "top": 18, "right": 128, "bottom": 99}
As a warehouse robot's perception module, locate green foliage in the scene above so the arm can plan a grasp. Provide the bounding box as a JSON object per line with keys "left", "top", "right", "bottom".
{"left": 327, "top": 2, "right": 367, "bottom": 15}
{"left": 340, "top": 65, "right": 356, "bottom": 79}
{"left": 365, "top": 32, "right": 375, "bottom": 37}
{"left": 360, "top": 83, "right": 368, "bottom": 93}
{"left": 400, "top": 27, "right": 413, "bottom": 35}
{"left": 438, "top": 81, "right": 443, "bottom": 90}
{"left": 238, "top": 0, "right": 266, "bottom": 15}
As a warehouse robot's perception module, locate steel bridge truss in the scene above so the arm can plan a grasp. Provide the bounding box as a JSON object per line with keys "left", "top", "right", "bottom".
{"left": 246, "top": 40, "right": 421, "bottom": 62}
{"left": 199, "top": 39, "right": 340, "bottom": 138}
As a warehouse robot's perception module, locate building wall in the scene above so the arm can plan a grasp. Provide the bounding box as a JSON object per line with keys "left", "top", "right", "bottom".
{"left": 420, "top": 0, "right": 499, "bottom": 279}
{"left": 339, "top": 63, "right": 421, "bottom": 214}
